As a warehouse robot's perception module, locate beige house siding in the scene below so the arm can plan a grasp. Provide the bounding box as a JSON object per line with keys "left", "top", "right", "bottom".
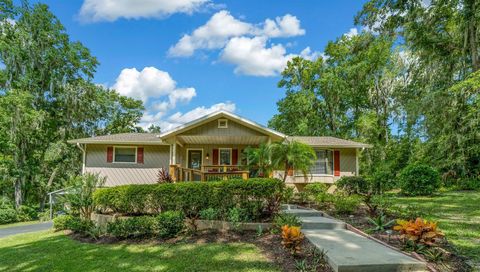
{"left": 278, "top": 148, "right": 357, "bottom": 187}
{"left": 181, "top": 118, "right": 264, "bottom": 137}
{"left": 85, "top": 144, "right": 169, "bottom": 186}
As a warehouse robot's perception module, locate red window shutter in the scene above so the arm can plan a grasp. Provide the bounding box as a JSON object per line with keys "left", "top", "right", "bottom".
{"left": 334, "top": 150, "right": 340, "bottom": 176}
{"left": 137, "top": 147, "right": 144, "bottom": 164}
{"left": 107, "top": 147, "right": 113, "bottom": 163}
{"left": 287, "top": 165, "right": 294, "bottom": 176}
{"left": 232, "top": 149, "right": 238, "bottom": 165}
{"left": 212, "top": 149, "right": 219, "bottom": 165}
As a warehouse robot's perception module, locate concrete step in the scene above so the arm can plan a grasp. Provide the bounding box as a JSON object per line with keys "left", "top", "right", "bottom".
{"left": 282, "top": 207, "right": 324, "bottom": 217}
{"left": 303, "top": 229, "right": 427, "bottom": 272}
{"left": 300, "top": 216, "right": 346, "bottom": 230}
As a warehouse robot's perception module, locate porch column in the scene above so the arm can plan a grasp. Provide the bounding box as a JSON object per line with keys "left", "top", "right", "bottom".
{"left": 355, "top": 148, "right": 359, "bottom": 176}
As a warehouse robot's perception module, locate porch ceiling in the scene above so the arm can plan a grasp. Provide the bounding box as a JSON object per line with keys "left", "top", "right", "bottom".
{"left": 177, "top": 135, "right": 269, "bottom": 145}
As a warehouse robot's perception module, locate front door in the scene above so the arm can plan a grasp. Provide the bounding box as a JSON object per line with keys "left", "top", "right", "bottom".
{"left": 188, "top": 150, "right": 203, "bottom": 170}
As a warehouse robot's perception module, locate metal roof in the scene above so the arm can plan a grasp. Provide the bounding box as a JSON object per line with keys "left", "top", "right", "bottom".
{"left": 67, "top": 133, "right": 167, "bottom": 145}
{"left": 288, "top": 136, "right": 372, "bottom": 148}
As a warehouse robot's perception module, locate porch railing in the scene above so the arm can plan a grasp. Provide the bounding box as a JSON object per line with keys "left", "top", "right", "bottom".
{"left": 169, "top": 164, "right": 249, "bottom": 182}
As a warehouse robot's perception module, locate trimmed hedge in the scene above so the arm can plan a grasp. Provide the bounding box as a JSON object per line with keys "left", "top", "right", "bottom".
{"left": 93, "top": 179, "right": 284, "bottom": 220}
{"left": 94, "top": 178, "right": 284, "bottom": 219}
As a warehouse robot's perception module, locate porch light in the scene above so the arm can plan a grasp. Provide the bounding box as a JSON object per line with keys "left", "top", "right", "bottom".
{"left": 205, "top": 153, "right": 210, "bottom": 160}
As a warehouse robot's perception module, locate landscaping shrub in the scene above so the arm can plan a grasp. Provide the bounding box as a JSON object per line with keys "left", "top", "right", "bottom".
{"left": 107, "top": 216, "right": 157, "bottom": 239}
{"left": 17, "top": 205, "right": 38, "bottom": 221}
{"left": 394, "top": 218, "right": 444, "bottom": 246}
{"left": 67, "top": 217, "right": 95, "bottom": 234}
{"left": 53, "top": 215, "right": 75, "bottom": 231}
{"left": 398, "top": 164, "right": 440, "bottom": 196}
{"left": 304, "top": 183, "right": 328, "bottom": 196}
{"left": 332, "top": 195, "right": 361, "bottom": 214}
{"left": 61, "top": 173, "right": 106, "bottom": 219}
{"left": 0, "top": 208, "right": 18, "bottom": 224}
{"left": 156, "top": 211, "right": 185, "bottom": 238}
{"left": 456, "top": 177, "right": 480, "bottom": 191}
{"left": 336, "top": 176, "right": 369, "bottom": 195}
{"left": 273, "top": 213, "right": 301, "bottom": 230}
{"left": 199, "top": 208, "right": 219, "bottom": 220}
{"left": 281, "top": 225, "right": 304, "bottom": 255}
{"left": 93, "top": 178, "right": 284, "bottom": 220}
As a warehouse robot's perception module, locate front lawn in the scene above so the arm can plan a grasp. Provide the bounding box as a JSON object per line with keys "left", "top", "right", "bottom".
{"left": 0, "top": 231, "right": 279, "bottom": 272}
{"left": 389, "top": 191, "right": 480, "bottom": 266}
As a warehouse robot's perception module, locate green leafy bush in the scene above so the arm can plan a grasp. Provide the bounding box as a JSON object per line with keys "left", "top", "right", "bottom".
{"left": 336, "top": 176, "right": 369, "bottom": 195}
{"left": 53, "top": 215, "right": 76, "bottom": 231}
{"left": 157, "top": 211, "right": 185, "bottom": 238}
{"left": 94, "top": 178, "right": 284, "bottom": 220}
{"left": 398, "top": 164, "right": 440, "bottom": 196}
{"left": 107, "top": 216, "right": 157, "bottom": 239}
{"left": 273, "top": 213, "right": 301, "bottom": 229}
{"left": 61, "top": 173, "right": 106, "bottom": 219}
{"left": 456, "top": 178, "right": 480, "bottom": 191}
{"left": 17, "top": 205, "right": 38, "bottom": 221}
{"left": 199, "top": 208, "right": 219, "bottom": 220}
{"left": 332, "top": 195, "right": 361, "bottom": 214}
{"left": 68, "top": 217, "right": 95, "bottom": 234}
{"left": 304, "top": 183, "right": 328, "bottom": 196}
{"left": 0, "top": 208, "right": 18, "bottom": 224}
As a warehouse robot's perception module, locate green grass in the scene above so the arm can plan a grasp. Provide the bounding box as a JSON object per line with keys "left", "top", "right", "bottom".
{"left": 0, "top": 220, "right": 40, "bottom": 229}
{"left": 389, "top": 191, "right": 480, "bottom": 265}
{"left": 0, "top": 231, "right": 279, "bottom": 272}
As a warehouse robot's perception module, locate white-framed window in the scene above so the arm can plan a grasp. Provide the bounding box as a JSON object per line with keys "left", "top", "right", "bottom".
{"left": 218, "top": 119, "right": 228, "bottom": 128}
{"left": 219, "top": 148, "right": 232, "bottom": 165}
{"left": 114, "top": 146, "right": 137, "bottom": 163}
{"left": 310, "top": 150, "right": 333, "bottom": 175}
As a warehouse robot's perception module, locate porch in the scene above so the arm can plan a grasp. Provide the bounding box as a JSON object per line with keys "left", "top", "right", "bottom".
{"left": 169, "top": 164, "right": 250, "bottom": 181}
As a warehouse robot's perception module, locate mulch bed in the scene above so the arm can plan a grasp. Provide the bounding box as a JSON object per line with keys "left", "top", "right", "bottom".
{"left": 69, "top": 230, "right": 332, "bottom": 272}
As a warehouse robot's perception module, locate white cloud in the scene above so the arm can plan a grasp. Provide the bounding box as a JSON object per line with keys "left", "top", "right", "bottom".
{"left": 168, "top": 10, "right": 306, "bottom": 57}
{"left": 344, "top": 28, "right": 359, "bottom": 38}
{"left": 113, "top": 67, "right": 179, "bottom": 102}
{"left": 220, "top": 36, "right": 319, "bottom": 76}
{"left": 162, "top": 102, "right": 236, "bottom": 130}
{"left": 169, "top": 10, "right": 253, "bottom": 57}
{"left": 261, "top": 14, "right": 305, "bottom": 38}
{"left": 79, "top": 0, "right": 210, "bottom": 22}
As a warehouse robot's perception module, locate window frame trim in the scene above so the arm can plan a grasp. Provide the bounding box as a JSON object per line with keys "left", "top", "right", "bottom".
{"left": 218, "top": 119, "right": 228, "bottom": 129}
{"left": 113, "top": 146, "right": 138, "bottom": 164}
{"left": 218, "top": 148, "right": 232, "bottom": 165}
{"left": 295, "top": 148, "right": 335, "bottom": 177}
{"left": 186, "top": 148, "right": 204, "bottom": 169}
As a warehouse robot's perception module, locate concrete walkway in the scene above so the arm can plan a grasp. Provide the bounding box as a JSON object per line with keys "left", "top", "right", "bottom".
{"left": 0, "top": 221, "right": 52, "bottom": 239}
{"left": 282, "top": 205, "right": 426, "bottom": 272}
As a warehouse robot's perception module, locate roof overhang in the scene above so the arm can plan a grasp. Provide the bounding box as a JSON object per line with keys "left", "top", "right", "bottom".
{"left": 66, "top": 140, "right": 169, "bottom": 146}
{"left": 159, "top": 110, "right": 286, "bottom": 141}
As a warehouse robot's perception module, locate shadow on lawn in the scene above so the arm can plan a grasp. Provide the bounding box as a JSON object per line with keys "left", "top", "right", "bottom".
{"left": 0, "top": 233, "right": 278, "bottom": 272}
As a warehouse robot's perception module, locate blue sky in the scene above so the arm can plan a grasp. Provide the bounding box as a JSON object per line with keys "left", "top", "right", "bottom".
{"left": 33, "top": 0, "right": 366, "bottom": 131}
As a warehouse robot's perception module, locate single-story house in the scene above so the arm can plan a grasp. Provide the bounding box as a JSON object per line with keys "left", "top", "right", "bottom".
{"left": 68, "top": 110, "right": 370, "bottom": 190}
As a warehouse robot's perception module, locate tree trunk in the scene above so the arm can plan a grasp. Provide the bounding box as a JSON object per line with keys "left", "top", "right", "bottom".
{"left": 283, "top": 161, "right": 289, "bottom": 183}
{"left": 40, "top": 167, "right": 58, "bottom": 211}
{"left": 14, "top": 178, "right": 23, "bottom": 209}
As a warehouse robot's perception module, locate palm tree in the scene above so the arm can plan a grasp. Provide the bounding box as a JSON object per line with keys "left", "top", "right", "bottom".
{"left": 245, "top": 143, "right": 272, "bottom": 177}
{"left": 270, "top": 140, "right": 317, "bottom": 182}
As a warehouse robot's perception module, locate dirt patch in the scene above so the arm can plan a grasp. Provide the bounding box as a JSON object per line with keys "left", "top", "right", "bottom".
{"left": 69, "top": 230, "right": 332, "bottom": 272}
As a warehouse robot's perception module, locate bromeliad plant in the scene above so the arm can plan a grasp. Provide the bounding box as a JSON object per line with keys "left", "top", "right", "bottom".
{"left": 393, "top": 218, "right": 444, "bottom": 246}
{"left": 367, "top": 213, "right": 395, "bottom": 232}
{"left": 281, "top": 225, "right": 305, "bottom": 255}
